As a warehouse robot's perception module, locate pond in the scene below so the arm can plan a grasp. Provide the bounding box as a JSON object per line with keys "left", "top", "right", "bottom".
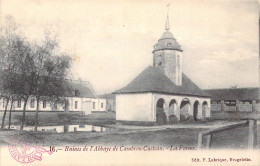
{"left": 5, "top": 124, "right": 117, "bottom": 133}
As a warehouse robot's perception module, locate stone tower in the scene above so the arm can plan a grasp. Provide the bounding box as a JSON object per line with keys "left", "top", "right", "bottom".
{"left": 153, "top": 10, "right": 183, "bottom": 86}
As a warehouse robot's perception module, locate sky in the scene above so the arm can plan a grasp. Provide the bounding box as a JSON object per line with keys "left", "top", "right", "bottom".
{"left": 1, "top": 0, "right": 259, "bottom": 95}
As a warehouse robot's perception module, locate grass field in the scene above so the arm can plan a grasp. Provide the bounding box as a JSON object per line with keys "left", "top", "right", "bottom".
{"left": 0, "top": 123, "right": 259, "bottom": 149}
{"left": 0, "top": 111, "right": 259, "bottom": 149}
{"left": 0, "top": 111, "right": 116, "bottom": 126}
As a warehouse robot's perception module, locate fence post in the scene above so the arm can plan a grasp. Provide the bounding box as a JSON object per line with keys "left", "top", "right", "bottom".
{"left": 236, "top": 100, "right": 240, "bottom": 112}
{"left": 205, "top": 134, "right": 212, "bottom": 149}
{"left": 248, "top": 119, "right": 257, "bottom": 149}
{"left": 198, "top": 133, "right": 203, "bottom": 150}
{"left": 221, "top": 100, "right": 225, "bottom": 111}
{"left": 252, "top": 100, "right": 256, "bottom": 112}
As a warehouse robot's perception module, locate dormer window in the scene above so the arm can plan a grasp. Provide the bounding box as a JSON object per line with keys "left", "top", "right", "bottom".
{"left": 167, "top": 43, "right": 172, "bottom": 47}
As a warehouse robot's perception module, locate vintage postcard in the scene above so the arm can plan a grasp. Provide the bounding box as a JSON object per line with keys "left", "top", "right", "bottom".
{"left": 0, "top": 0, "right": 260, "bottom": 165}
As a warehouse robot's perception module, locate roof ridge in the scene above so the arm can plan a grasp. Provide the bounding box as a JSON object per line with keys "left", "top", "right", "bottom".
{"left": 204, "top": 87, "right": 259, "bottom": 91}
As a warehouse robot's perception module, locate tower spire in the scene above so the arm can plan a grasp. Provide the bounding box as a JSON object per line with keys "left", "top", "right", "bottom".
{"left": 165, "top": 3, "right": 170, "bottom": 31}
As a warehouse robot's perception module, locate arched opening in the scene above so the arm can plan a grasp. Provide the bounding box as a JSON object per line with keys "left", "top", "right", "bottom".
{"left": 156, "top": 98, "right": 167, "bottom": 125}
{"left": 180, "top": 99, "right": 190, "bottom": 121}
{"left": 202, "top": 101, "right": 208, "bottom": 119}
{"left": 169, "top": 99, "right": 178, "bottom": 123}
{"left": 193, "top": 101, "right": 199, "bottom": 121}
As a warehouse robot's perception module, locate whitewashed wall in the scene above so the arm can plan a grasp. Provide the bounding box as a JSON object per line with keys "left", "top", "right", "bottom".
{"left": 0, "top": 96, "right": 104, "bottom": 114}
{"left": 116, "top": 93, "right": 153, "bottom": 122}
{"left": 91, "top": 98, "right": 106, "bottom": 112}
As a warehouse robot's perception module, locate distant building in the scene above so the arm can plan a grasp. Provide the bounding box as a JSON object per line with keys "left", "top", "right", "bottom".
{"left": 113, "top": 11, "right": 210, "bottom": 125}
{"left": 0, "top": 80, "right": 106, "bottom": 114}
{"left": 204, "top": 88, "right": 260, "bottom": 112}
{"left": 99, "top": 93, "right": 116, "bottom": 112}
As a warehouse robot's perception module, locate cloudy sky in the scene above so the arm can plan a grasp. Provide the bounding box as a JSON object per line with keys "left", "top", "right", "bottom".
{"left": 1, "top": 0, "right": 259, "bottom": 94}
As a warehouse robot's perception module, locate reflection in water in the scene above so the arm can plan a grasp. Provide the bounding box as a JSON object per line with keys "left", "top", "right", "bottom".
{"left": 6, "top": 124, "right": 116, "bottom": 133}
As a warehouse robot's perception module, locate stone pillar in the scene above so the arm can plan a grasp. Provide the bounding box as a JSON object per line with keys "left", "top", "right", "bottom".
{"left": 164, "top": 107, "right": 169, "bottom": 124}
{"left": 221, "top": 100, "right": 225, "bottom": 111}
{"left": 176, "top": 105, "right": 180, "bottom": 121}
{"left": 252, "top": 100, "right": 256, "bottom": 112}
{"left": 236, "top": 100, "right": 240, "bottom": 112}
{"left": 189, "top": 103, "right": 193, "bottom": 116}
{"left": 197, "top": 104, "right": 203, "bottom": 120}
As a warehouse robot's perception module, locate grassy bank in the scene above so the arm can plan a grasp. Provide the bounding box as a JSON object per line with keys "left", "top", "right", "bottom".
{"left": 0, "top": 111, "right": 116, "bottom": 126}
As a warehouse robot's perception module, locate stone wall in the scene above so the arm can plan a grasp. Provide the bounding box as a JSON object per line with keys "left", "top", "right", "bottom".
{"left": 153, "top": 50, "right": 182, "bottom": 86}
{"left": 211, "top": 101, "right": 260, "bottom": 112}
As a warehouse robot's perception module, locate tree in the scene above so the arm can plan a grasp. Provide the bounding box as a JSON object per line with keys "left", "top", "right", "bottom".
{"left": 0, "top": 16, "right": 72, "bottom": 131}
{"left": 30, "top": 34, "right": 72, "bottom": 131}
{"left": 0, "top": 16, "right": 29, "bottom": 129}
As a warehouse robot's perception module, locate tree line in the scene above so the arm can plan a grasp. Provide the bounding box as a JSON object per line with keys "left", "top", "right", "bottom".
{"left": 0, "top": 16, "right": 72, "bottom": 131}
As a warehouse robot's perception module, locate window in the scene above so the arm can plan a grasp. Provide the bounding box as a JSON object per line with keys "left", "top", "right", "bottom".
{"left": 167, "top": 43, "right": 172, "bottom": 47}
{"left": 17, "top": 100, "right": 21, "bottom": 108}
{"left": 157, "top": 55, "right": 162, "bottom": 66}
{"left": 30, "top": 99, "right": 35, "bottom": 108}
{"left": 75, "top": 101, "right": 78, "bottom": 109}
{"left": 75, "top": 90, "right": 79, "bottom": 97}
{"left": 101, "top": 103, "right": 103, "bottom": 108}
{"left": 43, "top": 100, "right": 46, "bottom": 108}
{"left": 177, "top": 55, "right": 181, "bottom": 85}
{"left": 93, "top": 102, "right": 96, "bottom": 109}
{"left": 177, "top": 55, "right": 180, "bottom": 67}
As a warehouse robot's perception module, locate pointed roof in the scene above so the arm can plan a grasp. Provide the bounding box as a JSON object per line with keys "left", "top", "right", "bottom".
{"left": 153, "top": 8, "right": 182, "bottom": 52}
{"left": 165, "top": 3, "right": 170, "bottom": 31}
{"left": 153, "top": 31, "right": 182, "bottom": 52}
{"left": 165, "top": 14, "right": 170, "bottom": 31}
{"left": 113, "top": 66, "right": 210, "bottom": 97}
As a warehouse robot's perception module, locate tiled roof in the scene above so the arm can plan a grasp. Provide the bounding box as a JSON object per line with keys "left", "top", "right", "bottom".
{"left": 113, "top": 66, "right": 210, "bottom": 97}
{"left": 99, "top": 93, "right": 116, "bottom": 100}
{"left": 68, "top": 81, "right": 96, "bottom": 98}
{"left": 204, "top": 88, "right": 259, "bottom": 101}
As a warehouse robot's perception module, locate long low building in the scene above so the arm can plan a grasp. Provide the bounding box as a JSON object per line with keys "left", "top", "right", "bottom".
{"left": 203, "top": 87, "right": 259, "bottom": 120}
{"left": 0, "top": 80, "right": 107, "bottom": 114}
{"left": 204, "top": 88, "right": 259, "bottom": 112}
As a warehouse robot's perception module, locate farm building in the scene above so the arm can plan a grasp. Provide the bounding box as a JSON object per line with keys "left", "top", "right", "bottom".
{"left": 204, "top": 88, "right": 259, "bottom": 112}
{"left": 204, "top": 88, "right": 260, "bottom": 120}
{"left": 0, "top": 80, "right": 107, "bottom": 114}
{"left": 113, "top": 12, "right": 211, "bottom": 125}
{"left": 99, "top": 93, "right": 116, "bottom": 112}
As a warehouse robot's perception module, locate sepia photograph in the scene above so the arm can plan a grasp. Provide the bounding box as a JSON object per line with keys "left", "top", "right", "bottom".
{"left": 0, "top": 0, "right": 259, "bottom": 165}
